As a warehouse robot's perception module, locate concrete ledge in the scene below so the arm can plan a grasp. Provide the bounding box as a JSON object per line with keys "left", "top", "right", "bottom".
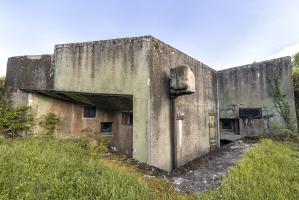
{"left": 220, "top": 133, "right": 244, "bottom": 141}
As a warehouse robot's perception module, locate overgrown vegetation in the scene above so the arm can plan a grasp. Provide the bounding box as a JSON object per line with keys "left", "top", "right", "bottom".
{"left": 293, "top": 52, "right": 299, "bottom": 129}
{"left": 38, "top": 113, "right": 59, "bottom": 137}
{"left": 0, "top": 105, "right": 33, "bottom": 138}
{"left": 102, "top": 153, "right": 191, "bottom": 200}
{"left": 294, "top": 52, "right": 299, "bottom": 68}
{"left": 267, "top": 68, "right": 292, "bottom": 130}
{"left": 0, "top": 77, "right": 33, "bottom": 137}
{"left": 2, "top": 137, "right": 298, "bottom": 200}
{"left": 198, "top": 139, "right": 299, "bottom": 200}
{"left": 267, "top": 127, "right": 299, "bottom": 142}
{"left": 75, "top": 131, "right": 110, "bottom": 158}
{"left": 0, "top": 77, "right": 9, "bottom": 105}
{"left": 0, "top": 138, "right": 150, "bottom": 199}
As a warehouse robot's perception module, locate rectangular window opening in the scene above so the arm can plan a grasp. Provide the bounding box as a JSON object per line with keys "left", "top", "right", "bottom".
{"left": 239, "top": 108, "right": 262, "bottom": 119}
{"left": 220, "top": 118, "right": 240, "bottom": 134}
{"left": 101, "top": 122, "right": 112, "bottom": 133}
{"left": 83, "top": 106, "right": 96, "bottom": 118}
{"left": 122, "top": 112, "right": 133, "bottom": 126}
{"left": 222, "top": 120, "right": 232, "bottom": 130}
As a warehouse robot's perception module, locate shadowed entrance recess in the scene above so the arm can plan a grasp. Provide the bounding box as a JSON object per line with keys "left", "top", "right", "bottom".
{"left": 22, "top": 89, "right": 134, "bottom": 157}
{"left": 21, "top": 89, "right": 133, "bottom": 111}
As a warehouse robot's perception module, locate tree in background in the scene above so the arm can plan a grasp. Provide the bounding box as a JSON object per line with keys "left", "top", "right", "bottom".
{"left": 294, "top": 52, "right": 299, "bottom": 68}
{"left": 0, "top": 77, "right": 33, "bottom": 137}
{"left": 293, "top": 53, "right": 299, "bottom": 88}
{"left": 0, "top": 77, "right": 10, "bottom": 105}
{"left": 292, "top": 53, "right": 299, "bottom": 131}
{"left": 293, "top": 53, "right": 299, "bottom": 80}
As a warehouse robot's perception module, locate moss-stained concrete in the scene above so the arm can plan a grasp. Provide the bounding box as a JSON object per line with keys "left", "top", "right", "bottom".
{"left": 6, "top": 55, "right": 54, "bottom": 91}
{"left": 53, "top": 36, "right": 151, "bottom": 164}
{"left": 218, "top": 57, "right": 297, "bottom": 138}
{"left": 5, "top": 35, "right": 296, "bottom": 172}
{"left": 5, "top": 55, "right": 53, "bottom": 106}
{"left": 148, "top": 38, "right": 218, "bottom": 169}
{"left": 28, "top": 92, "right": 133, "bottom": 156}
{"left": 29, "top": 93, "right": 111, "bottom": 137}
{"left": 4, "top": 36, "right": 219, "bottom": 171}
{"left": 48, "top": 36, "right": 218, "bottom": 170}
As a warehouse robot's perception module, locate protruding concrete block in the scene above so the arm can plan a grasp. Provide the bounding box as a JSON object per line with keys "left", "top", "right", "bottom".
{"left": 170, "top": 65, "right": 195, "bottom": 97}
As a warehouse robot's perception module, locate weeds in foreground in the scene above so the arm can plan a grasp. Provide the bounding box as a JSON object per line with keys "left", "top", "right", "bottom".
{"left": 198, "top": 139, "right": 299, "bottom": 200}
{"left": 0, "top": 137, "right": 298, "bottom": 200}
{"left": 0, "top": 138, "right": 149, "bottom": 200}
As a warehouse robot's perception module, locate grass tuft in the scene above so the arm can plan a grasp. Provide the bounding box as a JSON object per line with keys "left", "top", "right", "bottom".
{"left": 0, "top": 138, "right": 150, "bottom": 200}
{"left": 198, "top": 139, "right": 299, "bottom": 200}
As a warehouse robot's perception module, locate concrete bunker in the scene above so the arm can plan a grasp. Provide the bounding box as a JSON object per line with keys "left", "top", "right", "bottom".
{"left": 5, "top": 36, "right": 297, "bottom": 171}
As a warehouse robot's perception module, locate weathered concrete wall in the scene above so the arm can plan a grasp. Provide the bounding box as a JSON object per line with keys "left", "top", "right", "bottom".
{"left": 29, "top": 93, "right": 113, "bottom": 137}
{"left": 148, "top": 38, "right": 218, "bottom": 170}
{"left": 28, "top": 93, "right": 133, "bottom": 156}
{"left": 5, "top": 55, "right": 54, "bottom": 106}
{"left": 6, "top": 55, "right": 54, "bottom": 90}
{"left": 53, "top": 37, "right": 151, "bottom": 164}
{"left": 48, "top": 36, "right": 219, "bottom": 170}
{"left": 112, "top": 113, "right": 133, "bottom": 157}
{"left": 9, "top": 36, "right": 295, "bottom": 172}
{"left": 218, "top": 57, "right": 297, "bottom": 138}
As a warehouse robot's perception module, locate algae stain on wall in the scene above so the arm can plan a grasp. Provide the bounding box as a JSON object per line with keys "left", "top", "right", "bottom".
{"left": 53, "top": 39, "right": 151, "bottom": 163}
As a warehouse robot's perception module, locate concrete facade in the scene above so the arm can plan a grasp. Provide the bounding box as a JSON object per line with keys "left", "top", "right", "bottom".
{"left": 218, "top": 57, "right": 297, "bottom": 140}
{"left": 53, "top": 37, "right": 150, "bottom": 163}
{"left": 5, "top": 36, "right": 297, "bottom": 171}
{"left": 148, "top": 39, "right": 218, "bottom": 169}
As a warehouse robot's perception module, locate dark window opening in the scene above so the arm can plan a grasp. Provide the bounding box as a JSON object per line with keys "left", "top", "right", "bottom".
{"left": 122, "top": 112, "right": 133, "bottom": 125}
{"left": 83, "top": 106, "right": 96, "bottom": 118}
{"left": 222, "top": 120, "right": 232, "bottom": 130}
{"left": 220, "top": 118, "right": 240, "bottom": 134}
{"left": 101, "top": 122, "right": 112, "bottom": 133}
{"left": 239, "top": 108, "right": 262, "bottom": 119}
{"left": 220, "top": 139, "right": 233, "bottom": 146}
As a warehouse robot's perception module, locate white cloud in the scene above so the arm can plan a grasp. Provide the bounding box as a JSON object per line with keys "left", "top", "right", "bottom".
{"left": 268, "top": 43, "right": 299, "bottom": 59}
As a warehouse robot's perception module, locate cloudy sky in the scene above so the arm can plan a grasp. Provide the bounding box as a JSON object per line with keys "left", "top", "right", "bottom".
{"left": 0, "top": 0, "right": 299, "bottom": 76}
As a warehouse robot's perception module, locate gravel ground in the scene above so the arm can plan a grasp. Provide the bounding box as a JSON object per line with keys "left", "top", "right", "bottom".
{"left": 172, "top": 139, "right": 257, "bottom": 194}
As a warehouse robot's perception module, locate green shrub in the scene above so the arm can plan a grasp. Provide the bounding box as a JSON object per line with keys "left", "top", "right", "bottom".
{"left": 38, "top": 113, "right": 59, "bottom": 137}
{"left": 0, "top": 138, "right": 150, "bottom": 199}
{"left": 0, "top": 105, "right": 33, "bottom": 138}
{"left": 269, "top": 127, "right": 299, "bottom": 142}
{"left": 294, "top": 52, "right": 299, "bottom": 68}
{"left": 0, "top": 76, "right": 11, "bottom": 106}
{"left": 75, "top": 131, "right": 110, "bottom": 158}
{"left": 268, "top": 71, "right": 292, "bottom": 129}
{"left": 0, "top": 77, "right": 33, "bottom": 138}
{"left": 260, "top": 125, "right": 299, "bottom": 143}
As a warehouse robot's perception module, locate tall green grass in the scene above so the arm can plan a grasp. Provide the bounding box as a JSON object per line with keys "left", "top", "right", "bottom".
{"left": 198, "top": 139, "right": 299, "bottom": 200}
{"left": 0, "top": 138, "right": 150, "bottom": 200}
{"left": 1, "top": 138, "right": 298, "bottom": 200}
